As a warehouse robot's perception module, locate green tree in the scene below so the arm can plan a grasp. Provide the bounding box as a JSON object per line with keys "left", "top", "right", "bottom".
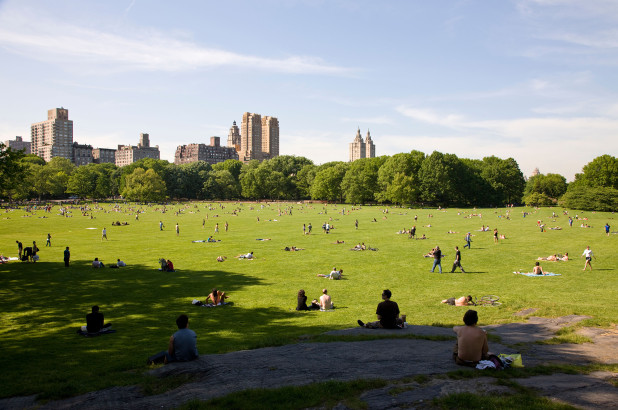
{"left": 240, "top": 164, "right": 271, "bottom": 199}
{"left": 310, "top": 162, "right": 348, "bottom": 202}
{"left": 376, "top": 152, "right": 424, "bottom": 205}
{"left": 67, "top": 165, "right": 98, "bottom": 198}
{"left": 203, "top": 169, "right": 240, "bottom": 200}
{"left": 0, "top": 143, "right": 26, "bottom": 200}
{"left": 418, "top": 152, "right": 462, "bottom": 206}
{"left": 579, "top": 155, "right": 618, "bottom": 189}
{"left": 122, "top": 168, "right": 167, "bottom": 202}
{"left": 212, "top": 159, "right": 244, "bottom": 182}
{"left": 341, "top": 157, "right": 386, "bottom": 204}
{"left": 480, "top": 156, "right": 525, "bottom": 205}
{"left": 296, "top": 164, "right": 317, "bottom": 199}
{"left": 524, "top": 173, "right": 567, "bottom": 200}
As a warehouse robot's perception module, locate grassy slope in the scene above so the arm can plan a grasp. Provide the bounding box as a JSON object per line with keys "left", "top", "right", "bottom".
{"left": 0, "top": 202, "right": 615, "bottom": 398}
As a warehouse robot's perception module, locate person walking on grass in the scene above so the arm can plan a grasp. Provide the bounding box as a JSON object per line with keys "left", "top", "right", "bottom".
{"left": 16, "top": 240, "right": 23, "bottom": 260}
{"left": 101, "top": 227, "right": 108, "bottom": 241}
{"left": 160, "top": 221, "right": 164, "bottom": 231}
{"left": 463, "top": 232, "right": 472, "bottom": 249}
{"left": 46, "top": 233, "right": 51, "bottom": 247}
{"left": 604, "top": 223, "right": 610, "bottom": 237}
{"left": 431, "top": 246, "right": 443, "bottom": 274}
{"left": 451, "top": 246, "right": 465, "bottom": 273}
{"left": 176, "top": 223, "right": 180, "bottom": 236}
{"left": 582, "top": 246, "right": 595, "bottom": 271}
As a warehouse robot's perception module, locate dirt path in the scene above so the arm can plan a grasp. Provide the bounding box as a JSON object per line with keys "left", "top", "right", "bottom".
{"left": 2, "top": 315, "right": 616, "bottom": 409}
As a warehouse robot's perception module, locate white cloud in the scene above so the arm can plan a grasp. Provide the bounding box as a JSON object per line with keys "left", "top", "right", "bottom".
{"left": 340, "top": 116, "right": 393, "bottom": 125}
{"left": 0, "top": 9, "right": 351, "bottom": 75}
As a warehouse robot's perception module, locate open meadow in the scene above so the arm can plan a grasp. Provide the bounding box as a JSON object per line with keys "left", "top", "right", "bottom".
{"left": 0, "top": 202, "right": 616, "bottom": 400}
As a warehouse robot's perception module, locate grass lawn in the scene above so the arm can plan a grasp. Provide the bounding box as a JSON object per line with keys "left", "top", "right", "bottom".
{"left": 0, "top": 202, "right": 615, "bottom": 400}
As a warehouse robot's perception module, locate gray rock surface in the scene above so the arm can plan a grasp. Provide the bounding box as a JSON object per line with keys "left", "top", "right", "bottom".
{"left": 2, "top": 317, "right": 616, "bottom": 409}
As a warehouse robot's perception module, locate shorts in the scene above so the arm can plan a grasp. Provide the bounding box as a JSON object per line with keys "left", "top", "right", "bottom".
{"left": 586, "top": 257, "right": 591, "bottom": 261}
{"left": 446, "top": 298, "right": 456, "bottom": 305}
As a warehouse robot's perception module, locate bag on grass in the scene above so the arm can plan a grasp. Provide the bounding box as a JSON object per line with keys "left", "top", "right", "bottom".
{"left": 499, "top": 353, "right": 523, "bottom": 368}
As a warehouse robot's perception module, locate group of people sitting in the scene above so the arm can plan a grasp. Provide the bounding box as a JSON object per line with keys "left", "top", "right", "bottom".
{"left": 296, "top": 288, "right": 334, "bottom": 311}
{"left": 159, "top": 258, "right": 175, "bottom": 272}
{"left": 357, "top": 290, "right": 491, "bottom": 367}
{"left": 111, "top": 221, "right": 130, "bottom": 226}
{"left": 193, "top": 288, "right": 229, "bottom": 306}
{"left": 283, "top": 246, "right": 304, "bottom": 251}
{"left": 92, "top": 258, "right": 126, "bottom": 268}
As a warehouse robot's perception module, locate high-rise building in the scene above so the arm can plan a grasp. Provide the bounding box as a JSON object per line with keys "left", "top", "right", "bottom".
{"left": 227, "top": 121, "right": 241, "bottom": 152}
{"left": 31, "top": 108, "right": 74, "bottom": 162}
{"left": 174, "top": 137, "right": 239, "bottom": 165}
{"left": 231, "top": 112, "right": 279, "bottom": 163}
{"left": 349, "top": 128, "right": 376, "bottom": 162}
{"left": 115, "top": 133, "right": 160, "bottom": 167}
{"left": 262, "top": 116, "right": 279, "bottom": 159}
{"left": 3, "top": 136, "right": 31, "bottom": 154}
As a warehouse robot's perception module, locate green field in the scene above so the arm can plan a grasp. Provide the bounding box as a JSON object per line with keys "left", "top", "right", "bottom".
{"left": 0, "top": 202, "right": 615, "bottom": 400}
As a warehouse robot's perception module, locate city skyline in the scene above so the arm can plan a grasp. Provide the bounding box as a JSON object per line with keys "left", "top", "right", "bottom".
{"left": 1, "top": 1, "right": 618, "bottom": 180}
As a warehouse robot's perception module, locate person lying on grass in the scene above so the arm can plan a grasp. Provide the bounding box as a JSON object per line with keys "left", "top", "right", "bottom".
{"left": 283, "top": 246, "right": 305, "bottom": 251}
{"left": 441, "top": 295, "right": 473, "bottom": 306}
{"left": 216, "top": 256, "right": 227, "bottom": 262}
{"left": 236, "top": 252, "right": 254, "bottom": 259}
{"left": 317, "top": 267, "right": 342, "bottom": 280}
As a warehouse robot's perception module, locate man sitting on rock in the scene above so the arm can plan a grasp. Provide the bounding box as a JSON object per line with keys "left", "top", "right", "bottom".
{"left": 357, "top": 289, "right": 403, "bottom": 329}
{"left": 452, "top": 309, "right": 489, "bottom": 366}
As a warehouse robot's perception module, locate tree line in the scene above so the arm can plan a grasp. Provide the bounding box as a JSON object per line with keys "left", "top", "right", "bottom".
{"left": 0, "top": 144, "right": 616, "bottom": 210}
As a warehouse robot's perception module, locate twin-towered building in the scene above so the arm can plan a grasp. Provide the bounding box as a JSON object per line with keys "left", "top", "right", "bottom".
{"left": 349, "top": 128, "right": 376, "bottom": 161}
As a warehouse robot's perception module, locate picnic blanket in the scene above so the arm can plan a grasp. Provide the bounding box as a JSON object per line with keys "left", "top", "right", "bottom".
{"left": 192, "top": 300, "right": 233, "bottom": 307}
{"left": 77, "top": 329, "right": 117, "bottom": 337}
{"left": 514, "top": 272, "right": 561, "bottom": 277}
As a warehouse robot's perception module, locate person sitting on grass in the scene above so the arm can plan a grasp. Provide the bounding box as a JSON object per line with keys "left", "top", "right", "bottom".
{"left": 319, "top": 288, "right": 334, "bottom": 310}
{"left": 296, "top": 289, "right": 319, "bottom": 310}
{"left": 441, "top": 295, "right": 473, "bottom": 306}
{"left": 317, "top": 267, "right": 342, "bottom": 280}
{"left": 452, "top": 309, "right": 489, "bottom": 367}
{"left": 92, "top": 257, "right": 104, "bottom": 268}
{"left": 165, "top": 314, "right": 198, "bottom": 364}
{"left": 116, "top": 258, "right": 126, "bottom": 267}
{"left": 533, "top": 261, "right": 544, "bottom": 275}
{"left": 357, "top": 289, "right": 403, "bottom": 329}
{"left": 205, "top": 288, "right": 228, "bottom": 305}
{"left": 216, "top": 256, "right": 227, "bottom": 262}
{"left": 81, "top": 305, "right": 112, "bottom": 333}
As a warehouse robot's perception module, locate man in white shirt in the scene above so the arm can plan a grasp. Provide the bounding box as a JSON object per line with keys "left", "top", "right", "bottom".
{"left": 581, "top": 246, "right": 594, "bottom": 271}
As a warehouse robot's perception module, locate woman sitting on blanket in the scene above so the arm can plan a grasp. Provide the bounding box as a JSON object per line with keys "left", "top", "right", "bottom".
{"left": 206, "top": 288, "right": 228, "bottom": 305}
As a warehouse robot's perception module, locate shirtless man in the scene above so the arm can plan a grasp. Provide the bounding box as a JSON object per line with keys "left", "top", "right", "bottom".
{"left": 533, "top": 261, "right": 544, "bottom": 275}
{"left": 452, "top": 310, "right": 489, "bottom": 366}
{"left": 442, "top": 295, "right": 473, "bottom": 306}
{"left": 319, "top": 289, "right": 333, "bottom": 310}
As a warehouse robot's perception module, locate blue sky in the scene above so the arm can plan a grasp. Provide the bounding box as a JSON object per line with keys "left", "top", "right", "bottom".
{"left": 1, "top": 0, "right": 617, "bottom": 181}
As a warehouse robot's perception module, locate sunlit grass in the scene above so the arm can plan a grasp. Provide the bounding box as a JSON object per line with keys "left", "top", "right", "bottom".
{"left": 0, "top": 202, "right": 616, "bottom": 400}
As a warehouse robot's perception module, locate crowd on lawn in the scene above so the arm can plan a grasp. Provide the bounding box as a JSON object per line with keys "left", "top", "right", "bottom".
{"left": 6, "top": 202, "right": 609, "bottom": 368}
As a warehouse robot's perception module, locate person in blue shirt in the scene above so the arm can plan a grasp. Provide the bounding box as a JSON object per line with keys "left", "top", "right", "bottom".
{"left": 166, "top": 314, "right": 198, "bottom": 363}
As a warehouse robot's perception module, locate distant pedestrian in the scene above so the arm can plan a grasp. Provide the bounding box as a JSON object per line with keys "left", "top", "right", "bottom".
{"left": 581, "top": 246, "right": 595, "bottom": 271}
{"left": 102, "top": 228, "right": 108, "bottom": 241}
{"left": 355, "top": 219, "right": 358, "bottom": 230}
{"left": 308, "top": 223, "right": 312, "bottom": 234}
{"left": 160, "top": 221, "right": 164, "bottom": 231}
{"left": 431, "top": 246, "right": 443, "bottom": 274}
{"left": 31, "top": 241, "right": 39, "bottom": 262}
{"left": 176, "top": 223, "right": 180, "bottom": 236}
{"left": 463, "top": 232, "right": 472, "bottom": 249}
{"left": 303, "top": 223, "right": 306, "bottom": 234}
{"left": 64, "top": 247, "right": 70, "bottom": 267}
{"left": 410, "top": 226, "right": 416, "bottom": 239}
{"left": 451, "top": 246, "right": 465, "bottom": 273}
{"left": 16, "top": 240, "right": 23, "bottom": 260}
{"left": 604, "top": 223, "right": 610, "bottom": 236}
{"left": 202, "top": 219, "right": 205, "bottom": 228}
{"left": 46, "top": 233, "right": 51, "bottom": 247}
{"left": 493, "top": 228, "right": 498, "bottom": 243}
{"left": 225, "top": 221, "right": 228, "bottom": 232}
{"left": 214, "top": 223, "right": 219, "bottom": 233}
{"left": 568, "top": 217, "right": 573, "bottom": 227}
